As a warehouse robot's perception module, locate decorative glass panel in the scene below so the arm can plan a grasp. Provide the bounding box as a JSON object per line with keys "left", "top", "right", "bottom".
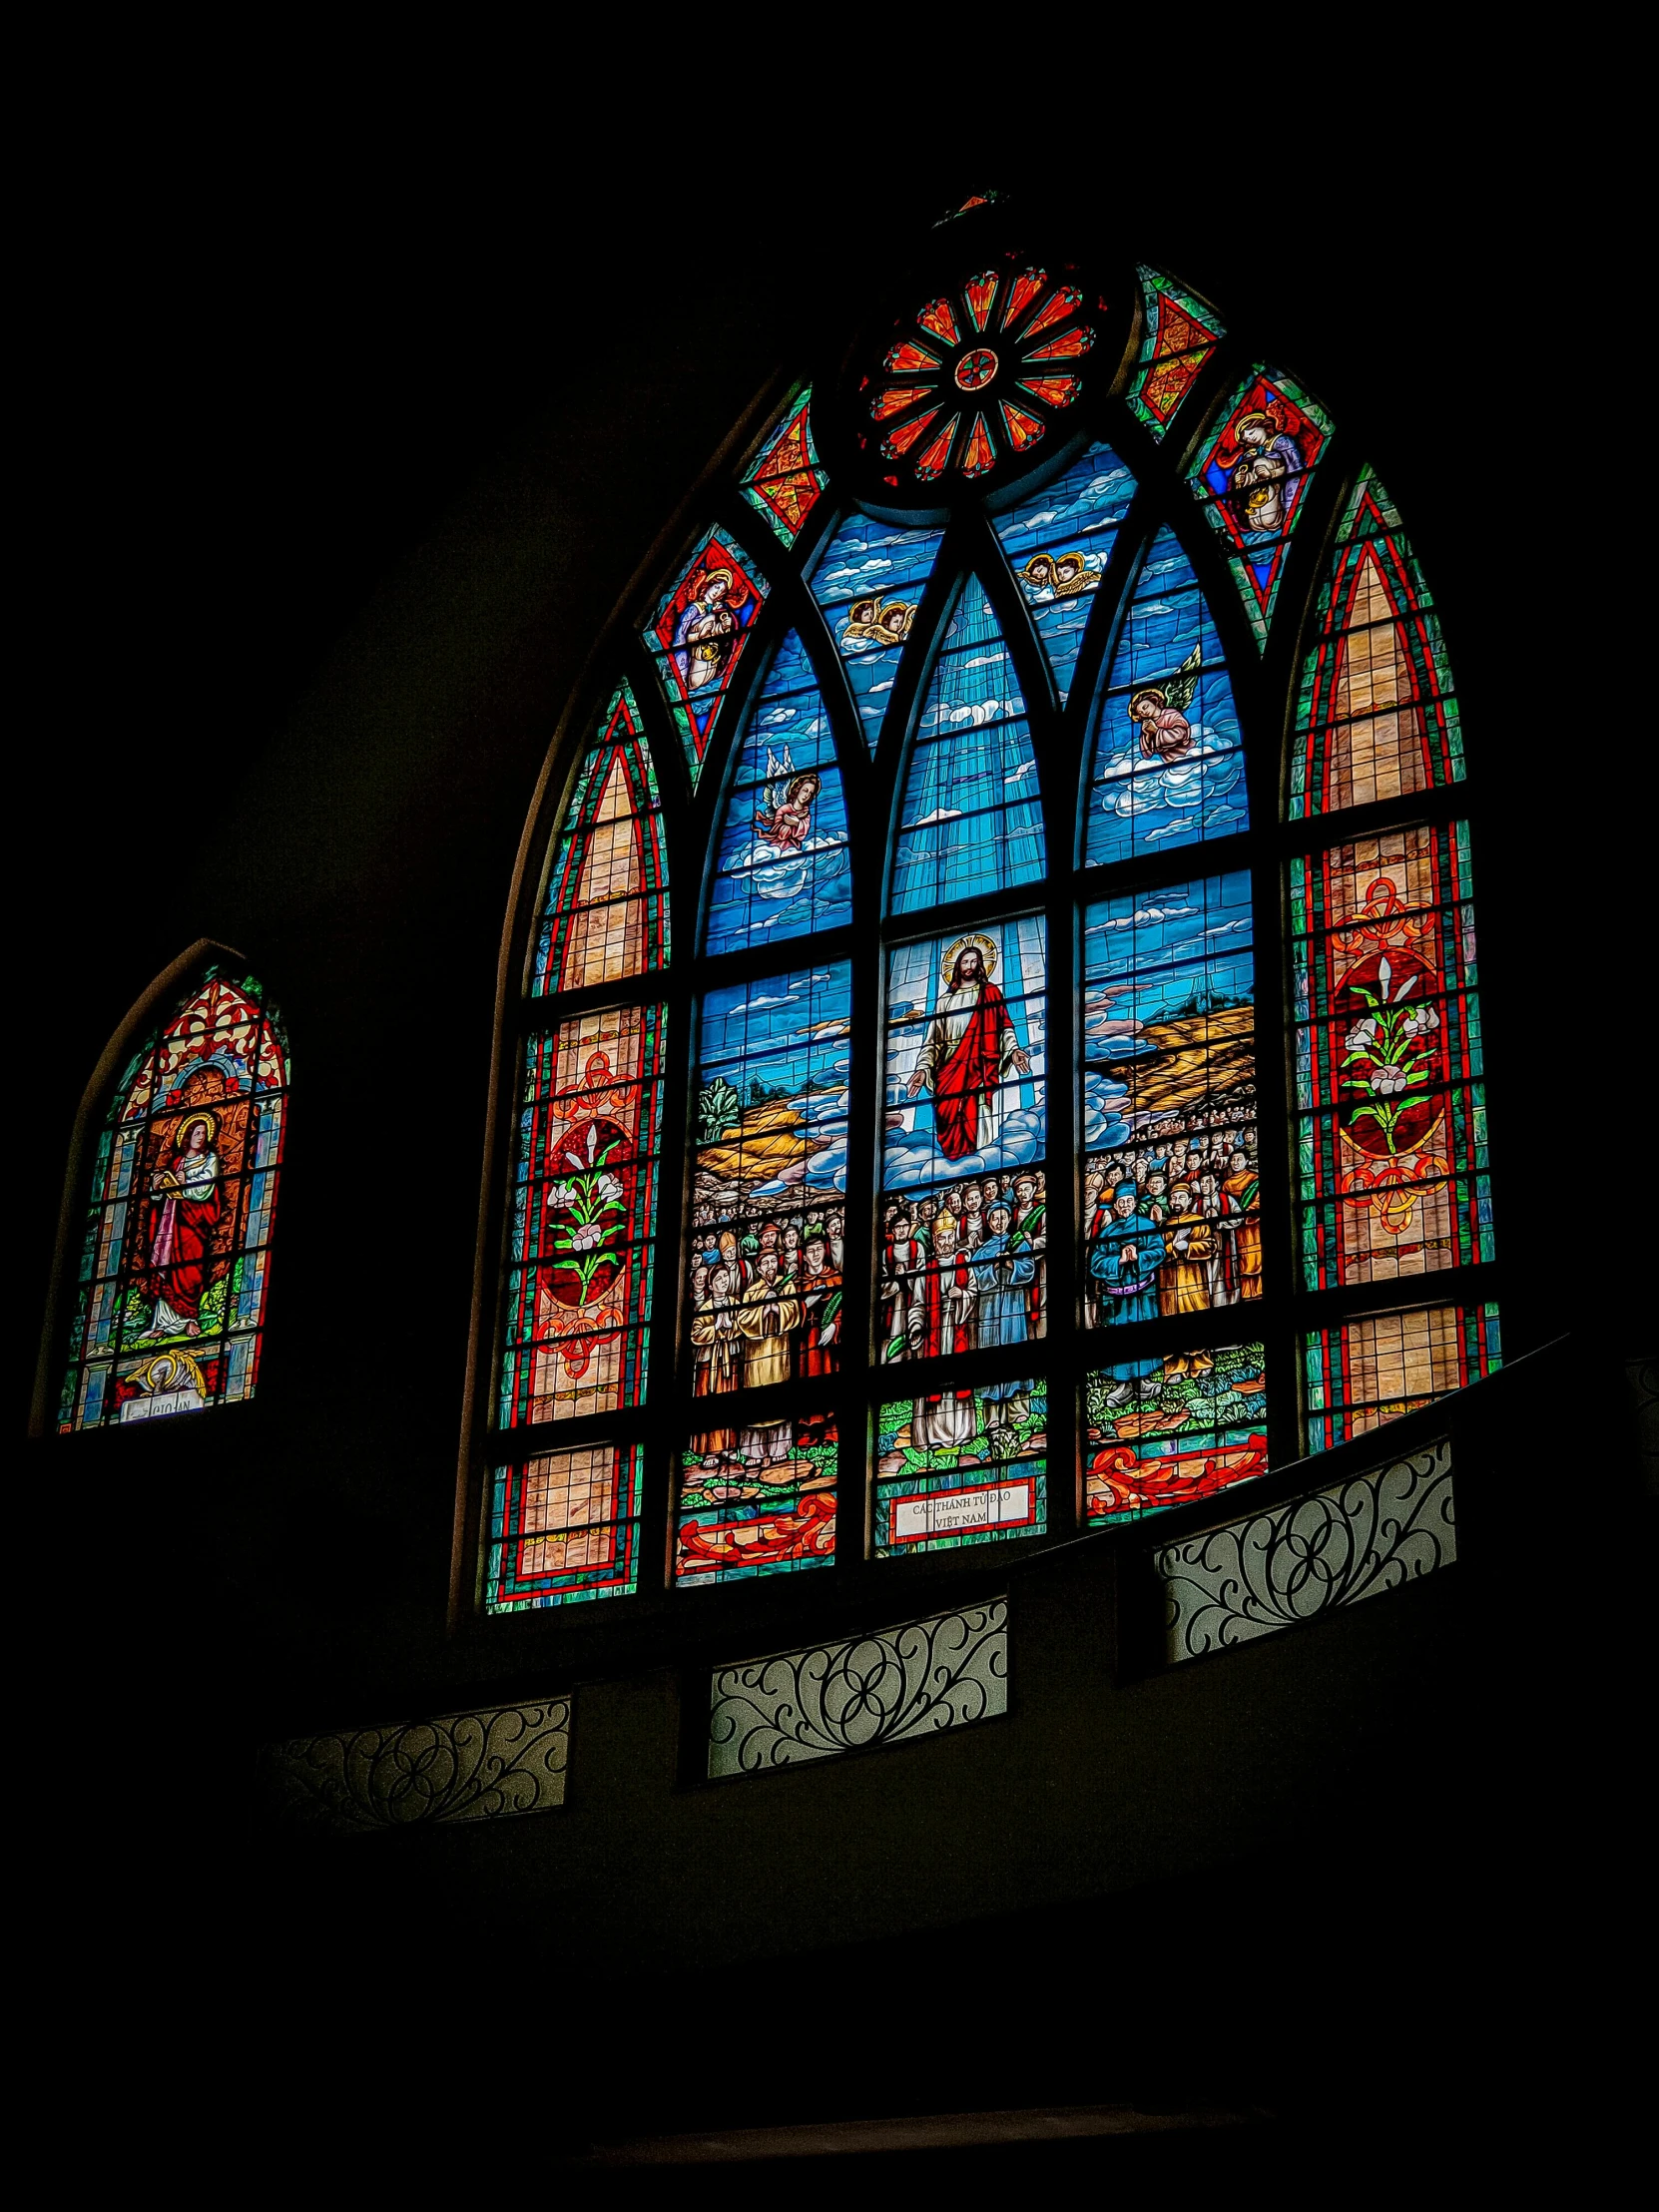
{"left": 874, "top": 1381, "right": 1047, "bottom": 1555}
{"left": 532, "top": 679, "right": 668, "bottom": 995}
{"left": 499, "top": 1003, "right": 666, "bottom": 1425}
{"left": 676, "top": 1413, "right": 836, "bottom": 1583}
{"left": 1292, "top": 822, "right": 1491, "bottom": 1291}
{"left": 705, "top": 629, "right": 850, "bottom": 955}
{"left": 1082, "top": 871, "right": 1257, "bottom": 1326}
{"left": 485, "top": 1443, "right": 644, "bottom": 1610}
{"left": 889, "top": 583, "right": 1044, "bottom": 911}
{"left": 992, "top": 440, "right": 1136, "bottom": 703}
{"left": 1126, "top": 266, "right": 1224, "bottom": 439}
{"left": 740, "top": 386, "right": 829, "bottom": 548}
{"left": 1305, "top": 1304, "right": 1500, "bottom": 1453}
{"left": 688, "top": 962, "right": 850, "bottom": 1394}
{"left": 1084, "top": 1341, "right": 1269, "bottom": 1524}
{"left": 1188, "top": 366, "right": 1333, "bottom": 645}
{"left": 707, "top": 1598, "right": 1007, "bottom": 1776}
{"left": 1290, "top": 469, "right": 1464, "bottom": 819}
{"left": 881, "top": 917, "right": 1047, "bottom": 1359}
{"left": 809, "top": 510, "right": 942, "bottom": 754}
{"left": 1083, "top": 527, "right": 1246, "bottom": 865}
{"left": 645, "top": 526, "right": 768, "bottom": 788}
{"left": 60, "top": 966, "right": 288, "bottom": 1431}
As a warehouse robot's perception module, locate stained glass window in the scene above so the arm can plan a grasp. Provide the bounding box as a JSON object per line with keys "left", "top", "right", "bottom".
{"left": 645, "top": 526, "right": 768, "bottom": 788}
{"left": 487, "top": 1443, "right": 645, "bottom": 1610}
{"left": 677, "top": 1413, "right": 837, "bottom": 1584}
{"left": 1291, "top": 822, "right": 1490, "bottom": 1293}
{"left": 740, "top": 386, "right": 829, "bottom": 549}
{"left": 1189, "top": 367, "right": 1333, "bottom": 645}
{"left": 534, "top": 679, "right": 667, "bottom": 993}
{"left": 59, "top": 963, "right": 288, "bottom": 1430}
{"left": 498, "top": 1003, "right": 667, "bottom": 1426}
{"left": 809, "top": 510, "right": 942, "bottom": 754}
{"left": 993, "top": 441, "right": 1136, "bottom": 703}
{"left": 881, "top": 919, "right": 1047, "bottom": 1358}
{"left": 465, "top": 211, "right": 1503, "bottom": 1616}
{"left": 1083, "top": 528, "right": 1246, "bottom": 866}
{"left": 1127, "top": 267, "right": 1224, "bottom": 439}
{"left": 1305, "top": 1304, "right": 1500, "bottom": 1454}
{"left": 688, "top": 962, "right": 850, "bottom": 1406}
{"left": 1084, "top": 1343, "right": 1268, "bottom": 1524}
{"left": 889, "top": 584, "right": 1043, "bottom": 911}
{"left": 706, "top": 630, "right": 850, "bottom": 956}
{"left": 1290, "top": 469, "right": 1464, "bottom": 819}
{"left": 1082, "top": 871, "right": 1257, "bottom": 1327}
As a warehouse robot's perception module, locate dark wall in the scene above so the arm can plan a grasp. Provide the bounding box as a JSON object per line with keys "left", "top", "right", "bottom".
{"left": 21, "top": 105, "right": 1643, "bottom": 2150}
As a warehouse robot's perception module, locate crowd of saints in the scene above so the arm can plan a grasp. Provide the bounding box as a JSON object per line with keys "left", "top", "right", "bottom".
{"left": 687, "top": 1207, "right": 846, "bottom": 1393}
{"left": 1085, "top": 1120, "right": 1260, "bottom": 1325}
{"left": 879, "top": 1169, "right": 1047, "bottom": 1361}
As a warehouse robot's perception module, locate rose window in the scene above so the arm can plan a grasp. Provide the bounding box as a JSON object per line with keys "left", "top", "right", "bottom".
{"left": 859, "top": 264, "right": 1097, "bottom": 491}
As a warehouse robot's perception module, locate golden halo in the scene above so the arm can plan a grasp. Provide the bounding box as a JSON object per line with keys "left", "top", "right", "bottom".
{"left": 699, "top": 565, "right": 736, "bottom": 600}
{"left": 941, "top": 931, "right": 998, "bottom": 987}
{"left": 173, "top": 1109, "right": 219, "bottom": 1152}
{"left": 1129, "top": 686, "right": 1168, "bottom": 715}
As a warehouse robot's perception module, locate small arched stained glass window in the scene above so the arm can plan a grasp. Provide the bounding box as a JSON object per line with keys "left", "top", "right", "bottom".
{"left": 57, "top": 960, "right": 289, "bottom": 1430}
{"left": 471, "top": 204, "right": 1501, "bottom": 1615}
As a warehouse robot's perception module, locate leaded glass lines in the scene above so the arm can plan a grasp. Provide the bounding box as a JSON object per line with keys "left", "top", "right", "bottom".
{"left": 59, "top": 964, "right": 289, "bottom": 1430}
{"left": 471, "top": 226, "right": 1501, "bottom": 1618}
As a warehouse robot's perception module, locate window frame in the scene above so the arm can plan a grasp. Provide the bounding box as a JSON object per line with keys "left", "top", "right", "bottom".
{"left": 454, "top": 281, "right": 1502, "bottom": 1653}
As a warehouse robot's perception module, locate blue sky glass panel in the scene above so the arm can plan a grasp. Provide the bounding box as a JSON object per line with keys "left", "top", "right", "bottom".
{"left": 705, "top": 630, "right": 850, "bottom": 956}
{"left": 889, "top": 584, "right": 1044, "bottom": 912}
{"left": 993, "top": 442, "right": 1136, "bottom": 703}
{"left": 1084, "top": 528, "right": 1246, "bottom": 866}
{"left": 809, "top": 511, "right": 942, "bottom": 756}
{"left": 1082, "top": 872, "right": 1258, "bottom": 1328}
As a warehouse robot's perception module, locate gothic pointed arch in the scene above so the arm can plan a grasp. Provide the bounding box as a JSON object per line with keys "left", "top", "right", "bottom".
{"left": 45, "top": 944, "right": 289, "bottom": 1433}
{"left": 461, "top": 213, "right": 1504, "bottom": 1621}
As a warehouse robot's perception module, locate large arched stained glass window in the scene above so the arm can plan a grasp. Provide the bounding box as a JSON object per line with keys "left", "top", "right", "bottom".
{"left": 471, "top": 206, "right": 1500, "bottom": 1617}
{"left": 56, "top": 958, "right": 289, "bottom": 1430}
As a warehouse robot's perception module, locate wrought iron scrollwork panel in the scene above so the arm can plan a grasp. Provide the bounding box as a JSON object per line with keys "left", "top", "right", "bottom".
{"left": 263, "top": 1697, "right": 572, "bottom": 1831}
{"left": 1156, "top": 1439, "right": 1454, "bottom": 1664}
{"left": 708, "top": 1599, "right": 1008, "bottom": 1777}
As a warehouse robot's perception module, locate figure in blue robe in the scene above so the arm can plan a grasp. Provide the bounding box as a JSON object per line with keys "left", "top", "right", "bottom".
{"left": 971, "top": 1203, "right": 1037, "bottom": 1443}
{"left": 1089, "top": 1181, "right": 1165, "bottom": 1325}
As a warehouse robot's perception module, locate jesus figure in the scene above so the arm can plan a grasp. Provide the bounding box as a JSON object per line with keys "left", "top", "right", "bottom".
{"left": 903, "top": 938, "right": 1030, "bottom": 1164}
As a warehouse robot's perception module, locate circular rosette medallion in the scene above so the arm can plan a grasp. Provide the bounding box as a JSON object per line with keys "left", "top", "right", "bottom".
{"left": 540, "top": 1117, "right": 634, "bottom": 1309}
{"left": 849, "top": 256, "right": 1107, "bottom": 502}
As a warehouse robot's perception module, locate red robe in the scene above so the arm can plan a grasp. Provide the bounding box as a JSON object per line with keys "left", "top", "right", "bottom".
{"left": 932, "top": 980, "right": 1014, "bottom": 1163}
{"left": 141, "top": 1157, "right": 222, "bottom": 1323}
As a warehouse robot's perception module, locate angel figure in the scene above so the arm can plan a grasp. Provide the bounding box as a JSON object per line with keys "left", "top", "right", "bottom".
{"left": 1128, "top": 646, "right": 1202, "bottom": 762}
{"left": 1021, "top": 550, "right": 1091, "bottom": 600}
{"left": 754, "top": 752, "right": 821, "bottom": 853}
{"left": 842, "top": 594, "right": 915, "bottom": 650}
